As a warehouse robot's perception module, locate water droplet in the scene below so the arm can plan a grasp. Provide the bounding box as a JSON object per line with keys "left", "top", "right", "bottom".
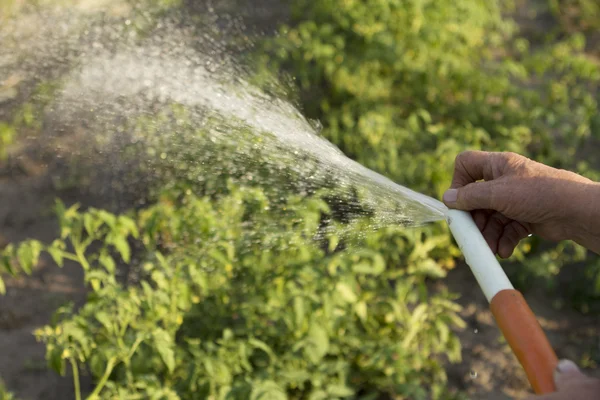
{"left": 470, "top": 370, "right": 478, "bottom": 379}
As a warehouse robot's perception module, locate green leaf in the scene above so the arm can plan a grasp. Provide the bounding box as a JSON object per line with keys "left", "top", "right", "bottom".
{"left": 99, "top": 251, "right": 116, "bottom": 273}
{"left": 1, "top": 245, "right": 16, "bottom": 276}
{"left": 327, "top": 384, "right": 354, "bottom": 397}
{"left": 355, "top": 301, "right": 367, "bottom": 322}
{"left": 118, "top": 216, "right": 139, "bottom": 239}
{"left": 250, "top": 381, "right": 286, "bottom": 400}
{"left": 293, "top": 296, "right": 305, "bottom": 328}
{"left": 308, "top": 390, "right": 328, "bottom": 400}
{"left": 304, "top": 324, "right": 329, "bottom": 363}
{"left": 47, "top": 240, "right": 66, "bottom": 267}
{"left": 48, "top": 345, "right": 66, "bottom": 376}
{"left": 0, "top": 277, "right": 5, "bottom": 295}
{"left": 248, "top": 338, "right": 276, "bottom": 361}
{"left": 16, "top": 240, "right": 43, "bottom": 274}
{"left": 335, "top": 282, "right": 357, "bottom": 303}
{"left": 328, "top": 235, "right": 339, "bottom": 252}
{"left": 96, "top": 210, "right": 116, "bottom": 229}
{"left": 96, "top": 311, "right": 113, "bottom": 333}
{"left": 351, "top": 254, "right": 385, "bottom": 276}
{"left": 153, "top": 329, "right": 175, "bottom": 373}
{"left": 83, "top": 213, "right": 95, "bottom": 236}
{"left": 112, "top": 236, "right": 131, "bottom": 263}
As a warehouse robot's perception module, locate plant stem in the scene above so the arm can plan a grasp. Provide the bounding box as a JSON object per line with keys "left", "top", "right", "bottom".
{"left": 87, "top": 357, "right": 116, "bottom": 400}
{"left": 75, "top": 246, "right": 91, "bottom": 270}
{"left": 70, "top": 358, "right": 81, "bottom": 400}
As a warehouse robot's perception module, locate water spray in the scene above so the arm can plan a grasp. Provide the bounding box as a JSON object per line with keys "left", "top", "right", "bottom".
{"left": 446, "top": 209, "right": 558, "bottom": 394}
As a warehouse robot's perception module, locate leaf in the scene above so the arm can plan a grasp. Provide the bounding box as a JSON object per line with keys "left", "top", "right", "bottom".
{"left": 16, "top": 240, "right": 43, "bottom": 274}
{"left": 112, "top": 236, "right": 131, "bottom": 263}
{"left": 308, "top": 390, "right": 328, "bottom": 400}
{"left": 47, "top": 240, "right": 65, "bottom": 267}
{"left": 96, "top": 311, "right": 113, "bottom": 333}
{"left": 250, "top": 381, "right": 286, "bottom": 400}
{"left": 83, "top": 213, "right": 95, "bottom": 236}
{"left": 336, "top": 282, "right": 357, "bottom": 303}
{"left": 1, "top": 245, "right": 16, "bottom": 276}
{"left": 355, "top": 301, "right": 367, "bottom": 322}
{"left": 248, "top": 338, "right": 276, "bottom": 361}
{"left": 327, "top": 384, "right": 354, "bottom": 397}
{"left": 48, "top": 345, "right": 66, "bottom": 375}
{"left": 304, "top": 324, "right": 329, "bottom": 363}
{"left": 293, "top": 296, "right": 305, "bottom": 328}
{"left": 96, "top": 210, "right": 116, "bottom": 229}
{"left": 352, "top": 254, "right": 385, "bottom": 276}
{"left": 153, "top": 329, "right": 175, "bottom": 373}
{"left": 0, "top": 277, "right": 5, "bottom": 295}
{"left": 99, "top": 251, "right": 116, "bottom": 273}
{"left": 118, "top": 216, "right": 139, "bottom": 239}
{"left": 328, "top": 235, "right": 339, "bottom": 252}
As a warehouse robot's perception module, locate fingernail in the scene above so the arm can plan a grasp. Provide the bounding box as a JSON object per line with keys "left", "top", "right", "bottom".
{"left": 556, "top": 359, "right": 579, "bottom": 374}
{"left": 443, "top": 189, "right": 458, "bottom": 204}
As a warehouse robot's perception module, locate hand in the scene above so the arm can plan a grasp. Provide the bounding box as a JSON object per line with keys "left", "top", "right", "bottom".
{"left": 442, "top": 151, "right": 600, "bottom": 257}
{"left": 526, "top": 359, "right": 600, "bottom": 399}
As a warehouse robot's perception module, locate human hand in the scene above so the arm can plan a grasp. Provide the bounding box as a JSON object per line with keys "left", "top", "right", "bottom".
{"left": 442, "top": 151, "right": 600, "bottom": 257}
{"left": 525, "top": 359, "right": 600, "bottom": 399}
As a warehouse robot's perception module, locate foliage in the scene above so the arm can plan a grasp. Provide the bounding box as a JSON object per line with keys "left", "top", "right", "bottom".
{"left": 0, "top": 81, "right": 61, "bottom": 160}
{"left": 259, "top": 0, "right": 600, "bottom": 304}
{"left": 549, "top": 0, "right": 600, "bottom": 33}
{"left": 3, "top": 190, "right": 465, "bottom": 399}
{"left": 0, "top": 381, "right": 16, "bottom": 400}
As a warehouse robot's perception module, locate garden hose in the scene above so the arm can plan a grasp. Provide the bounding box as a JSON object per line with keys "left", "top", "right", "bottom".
{"left": 446, "top": 209, "right": 558, "bottom": 394}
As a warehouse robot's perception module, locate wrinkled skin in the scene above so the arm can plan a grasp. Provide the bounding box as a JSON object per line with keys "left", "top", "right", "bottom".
{"left": 443, "top": 151, "right": 600, "bottom": 258}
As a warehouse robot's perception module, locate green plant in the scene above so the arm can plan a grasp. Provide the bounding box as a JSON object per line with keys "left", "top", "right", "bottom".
{"left": 258, "top": 0, "right": 600, "bottom": 305}
{"left": 0, "top": 80, "right": 61, "bottom": 161}
{"left": 549, "top": 0, "right": 600, "bottom": 33}
{"left": 3, "top": 186, "right": 465, "bottom": 399}
{"left": 0, "top": 380, "right": 16, "bottom": 400}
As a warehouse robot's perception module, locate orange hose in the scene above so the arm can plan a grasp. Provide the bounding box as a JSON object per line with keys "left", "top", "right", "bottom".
{"left": 490, "top": 289, "right": 558, "bottom": 394}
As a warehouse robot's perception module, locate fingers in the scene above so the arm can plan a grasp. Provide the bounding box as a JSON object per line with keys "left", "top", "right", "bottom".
{"left": 481, "top": 212, "right": 509, "bottom": 254}
{"left": 468, "top": 211, "right": 529, "bottom": 258}
{"left": 471, "top": 209, "right": 490, "bottom": 231}
{"left": 443, "top": 181, "right": 496, "bottom": 210}
{"left": 525, "top": 360, "right": 599, "bottom": 400}
{"left": 553, "top": 360, "right": 587, "bottom": 390}
{"left": 450, "top": 151, "right": 497, "bottom": 188}
{"left": 498, "top": 220, "right": 530, "bottom": 258}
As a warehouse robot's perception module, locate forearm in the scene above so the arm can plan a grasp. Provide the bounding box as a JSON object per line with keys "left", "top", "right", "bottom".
{"left": 568, "top": 182, "right": 600, "bottom": 254}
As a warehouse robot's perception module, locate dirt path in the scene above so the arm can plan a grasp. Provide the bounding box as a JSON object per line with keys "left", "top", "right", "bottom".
{"left": 0, "top": 168, "right": 89, "bottom": 400}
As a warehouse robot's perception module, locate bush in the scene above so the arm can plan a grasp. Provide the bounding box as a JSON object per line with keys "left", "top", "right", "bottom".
{"left": 3, "top": 189, "right": 464, "bottom": 399}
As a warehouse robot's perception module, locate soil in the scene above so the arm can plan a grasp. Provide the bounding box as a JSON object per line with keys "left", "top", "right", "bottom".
{"left": 1, "top": 1, "right": 600, "bottom": 399}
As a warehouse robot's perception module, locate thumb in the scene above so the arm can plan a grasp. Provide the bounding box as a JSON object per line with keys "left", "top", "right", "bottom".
{"left": 442, "top": 181, "right": 496, "bottom": 211}
{"left": 554, "top": 359, "right": 587, "bottom": 390}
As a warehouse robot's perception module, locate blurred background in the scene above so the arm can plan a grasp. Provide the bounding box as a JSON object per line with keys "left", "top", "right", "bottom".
{"left": 1, "top": 0, "right": 599, "bottom": 399}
